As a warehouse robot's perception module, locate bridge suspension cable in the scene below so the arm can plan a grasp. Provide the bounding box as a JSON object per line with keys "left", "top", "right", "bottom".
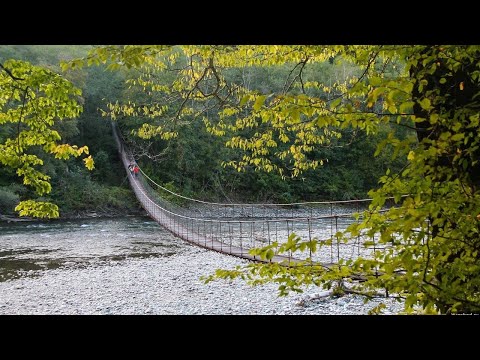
{"left": 112, "top": 122, "right": 391, "bottom": 265}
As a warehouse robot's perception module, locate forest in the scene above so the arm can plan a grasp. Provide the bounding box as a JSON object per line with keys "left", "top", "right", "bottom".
{"left": 2, "top": 45, "right": 479, "bottom": 314}
{"left": 0, "top": 45, "right": 407, "bottom": 218}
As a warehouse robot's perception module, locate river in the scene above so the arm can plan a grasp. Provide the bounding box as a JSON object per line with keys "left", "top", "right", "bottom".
{"left": 0, "top": 216, "right": 184, "bottom": 282}
{"left": 0, "top": 216, "right": 403, "bottom": 314}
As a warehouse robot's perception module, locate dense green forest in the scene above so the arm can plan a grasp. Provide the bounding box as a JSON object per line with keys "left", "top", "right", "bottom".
{"left": 2, "top": 45, "right": 480, "bottom": 314}
{"left": 0, "top": 45, "right": 406, "bottom": 218}
{"left": 0, "top": 46, "right": 139, "bottom": 217}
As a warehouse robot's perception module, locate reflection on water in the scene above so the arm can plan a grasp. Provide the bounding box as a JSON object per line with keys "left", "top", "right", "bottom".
{"left": 0, "top": 216, "right": 184, "bottom": 282}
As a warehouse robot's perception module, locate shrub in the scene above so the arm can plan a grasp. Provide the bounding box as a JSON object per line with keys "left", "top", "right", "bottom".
{"left": 0, "top": 187, "right": 20, "bottom": 215}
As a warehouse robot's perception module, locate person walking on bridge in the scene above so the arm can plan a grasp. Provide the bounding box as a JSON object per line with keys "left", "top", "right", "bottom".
{"left": 133, "top": 164, "right": 140, "bottom": 178}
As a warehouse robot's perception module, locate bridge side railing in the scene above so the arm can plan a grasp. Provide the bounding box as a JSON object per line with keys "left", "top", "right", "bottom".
{"left": 112, "top": 122, "right": 392, "bottom": 263}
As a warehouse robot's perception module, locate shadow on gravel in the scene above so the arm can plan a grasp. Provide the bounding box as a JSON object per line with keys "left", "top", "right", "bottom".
{"left": 0, "top": 259, "right": 63, "bottom": 282}
{"left": 0, "top": 248, "right": 56, "bottom": 257}
{"left": 0, "top": 250, "right": 177, "bottom": 282}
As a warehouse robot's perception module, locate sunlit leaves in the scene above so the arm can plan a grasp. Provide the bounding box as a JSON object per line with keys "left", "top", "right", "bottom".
{"left": 253, "top": 95, "right": 266, "bottom": 112}
{"left": 83, "top": 155, "right": 95, "bottom": 170}
{"left": 15, "top": 200, "right": 59, "bottom": 219}
{"left": 80, "top": 44, "right": 480, "bottom": 313}
{"left": 203, "top": 45, "right": 480, "bottom": 313}
{"left": 419, "top": 98, "right": 432, "bottom": 111}
{"left": 0, "top": 59, "right": 93, "bottom": 218}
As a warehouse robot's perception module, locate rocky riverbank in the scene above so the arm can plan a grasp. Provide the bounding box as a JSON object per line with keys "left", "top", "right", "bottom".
{"left": 0, "top": 242, "right": 404, "bottom": 315}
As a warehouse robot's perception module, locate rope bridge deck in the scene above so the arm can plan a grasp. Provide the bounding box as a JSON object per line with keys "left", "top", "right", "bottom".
{"left": 112, "top": 123, "right": 382, "bottom": 265}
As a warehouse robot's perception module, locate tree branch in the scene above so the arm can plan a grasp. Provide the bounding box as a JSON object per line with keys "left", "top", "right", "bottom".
{"left": 0, "top": 63, "right": 25, "bottom": 81}
{"left": 282, "top": 57, "right": 310, "bottom": 94}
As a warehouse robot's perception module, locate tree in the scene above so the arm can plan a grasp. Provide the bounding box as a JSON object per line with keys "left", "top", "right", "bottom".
{"left": 71, "top": 45, "right": 480, "bottom": 313}
{"left": 0, "top": 59, "right": 94, "bottom": 218}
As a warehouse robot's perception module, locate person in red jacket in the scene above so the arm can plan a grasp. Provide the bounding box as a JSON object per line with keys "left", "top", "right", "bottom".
{"left": 133, "top": 165, "right": 140, "bottom": 177}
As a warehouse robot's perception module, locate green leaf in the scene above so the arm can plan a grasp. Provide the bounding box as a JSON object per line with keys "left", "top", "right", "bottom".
{"left": 369, "top": 76, "right": 382, "bottom": 86}
{"left": 240, "top": 95, "right": 250, "bottom": 107}
{"left": 451, "top": 133, "right": 464, "bottom": 142}
{"left": 419, "top": 98, "right": 431, "bottom": 111}
{"left": 399, "top": 101, "right": 414, "bottom": 114}
{"left": 253, "top": 95, "right": 266, "bottom": 111}
{"left": 330, "top": 98, "right": 341, "bottom": 108}
{"left": 266, "top": 249, "right": 274, "bottom": 260}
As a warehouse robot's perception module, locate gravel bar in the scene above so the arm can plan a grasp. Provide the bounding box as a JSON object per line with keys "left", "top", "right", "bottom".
{"left": 0, "top": 243, "right": 404, "bottom": 315}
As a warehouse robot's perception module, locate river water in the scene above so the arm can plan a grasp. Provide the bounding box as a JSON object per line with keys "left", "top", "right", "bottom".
{"left": 0, "top": 216, "right": 185, "bottom": 282}
{"left": 0, "top": 216, "right": 403, "bottom": 314}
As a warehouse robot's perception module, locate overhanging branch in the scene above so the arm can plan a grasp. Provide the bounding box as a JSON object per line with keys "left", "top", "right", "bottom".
{"left": 0, "top": 63, "right": 25, "bottom": 81}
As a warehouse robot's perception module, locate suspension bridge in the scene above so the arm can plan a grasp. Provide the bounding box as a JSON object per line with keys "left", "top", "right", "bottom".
{"left": 112, "top": 124, "right": 383, "bottom": 266}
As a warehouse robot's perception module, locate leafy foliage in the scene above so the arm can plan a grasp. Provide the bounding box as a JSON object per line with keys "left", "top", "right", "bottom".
{"left": 4, "top": 45, "right": 478, "bottom": 313}
{"left": 0, "top": 58, "right": 95, "bottom": 218}
{"left": 0, "top": 46, "right": 140, "bottom": 218}
{"left": 69, "top": 46, "right": 406, "bottom": 203}
{"left": 72, "top": 45, "right": 480, "bottom": 314}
